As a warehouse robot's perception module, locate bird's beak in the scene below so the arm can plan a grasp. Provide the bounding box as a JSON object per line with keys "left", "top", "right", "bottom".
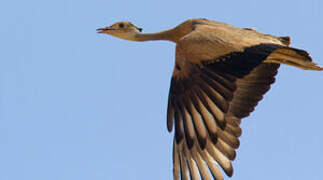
{"left": 96, "top": 27, "right": 115, "bottom": 33}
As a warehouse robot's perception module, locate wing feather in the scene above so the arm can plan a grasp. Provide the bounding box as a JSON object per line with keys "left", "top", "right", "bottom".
{"left": 188, "top": 97, "right": 208, "bottom": 147}
{"left": 215, "top": 138, "right": 236, "bottom": 160}
{"left": 191, "top": 88, "right": 218, "bottom": 139}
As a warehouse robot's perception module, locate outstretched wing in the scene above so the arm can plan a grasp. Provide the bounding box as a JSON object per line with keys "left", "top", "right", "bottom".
{"left": 167, "top": 43, "right": 282, "bottom": 180}
{"left": 166, "top": 22, "right": 321, "bottom": 179}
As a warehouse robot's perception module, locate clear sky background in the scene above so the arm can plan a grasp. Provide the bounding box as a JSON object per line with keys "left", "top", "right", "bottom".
{"left": 1, "top": 0, "right": 323, "bottom": 180}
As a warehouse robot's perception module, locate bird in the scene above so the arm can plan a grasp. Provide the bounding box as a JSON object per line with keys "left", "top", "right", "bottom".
{"left": 97, "top": 18, "right": 322, "bottom": 180}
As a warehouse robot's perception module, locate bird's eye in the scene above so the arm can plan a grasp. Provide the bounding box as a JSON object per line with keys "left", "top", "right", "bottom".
{"left": 119, "top": 23, "right": 124, "bottom": 28}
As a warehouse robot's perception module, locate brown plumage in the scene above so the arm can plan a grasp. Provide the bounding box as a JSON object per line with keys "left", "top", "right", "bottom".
{"left": 97, "top": 18, "right": 322, "bottom": 180}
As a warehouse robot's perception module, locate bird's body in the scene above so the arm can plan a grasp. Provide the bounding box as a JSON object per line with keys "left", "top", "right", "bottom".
{"left": 98, "top": 19, "right": 322, "bottom": 180}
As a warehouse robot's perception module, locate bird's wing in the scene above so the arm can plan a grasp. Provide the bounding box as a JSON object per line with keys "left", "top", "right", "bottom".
{"left": 167, "top": 27, "right": 285, "bottom": 180}
{"left": 167, "top": 24, "right": 321, "bottom": 179}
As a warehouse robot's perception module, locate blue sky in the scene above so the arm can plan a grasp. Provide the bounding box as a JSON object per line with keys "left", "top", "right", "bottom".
{"left": 1, "top": 0, "right": 323, "bottom": 180}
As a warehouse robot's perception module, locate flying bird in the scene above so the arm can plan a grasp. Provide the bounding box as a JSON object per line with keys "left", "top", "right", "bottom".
{"left": 97, "top": 19, "right": 322, "bottom": 180}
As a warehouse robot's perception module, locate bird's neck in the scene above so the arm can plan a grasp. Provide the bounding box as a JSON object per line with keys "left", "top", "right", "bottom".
{"left": 133, "top": 28, "right": 179, "bottom": 42}
{"left": 126, "top": 21, "right": 195, "bottom": 42}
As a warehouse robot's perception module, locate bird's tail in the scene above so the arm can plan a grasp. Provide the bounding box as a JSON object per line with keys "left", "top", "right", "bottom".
{"left": 264, "top": 47, "right": 323, "bottom": 71}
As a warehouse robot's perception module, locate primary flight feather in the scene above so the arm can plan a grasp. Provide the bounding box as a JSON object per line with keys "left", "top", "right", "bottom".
{"left": 97, "top": 18, "right": 322, "bottom": 180}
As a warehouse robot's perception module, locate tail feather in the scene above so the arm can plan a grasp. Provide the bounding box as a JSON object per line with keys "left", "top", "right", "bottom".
{"left": 265, "top": 47, "right": 323, "bottom": 71}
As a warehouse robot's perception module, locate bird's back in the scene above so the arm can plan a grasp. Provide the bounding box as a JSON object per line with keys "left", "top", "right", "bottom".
{"left": 175, "top": 19, "right": 288, "bottom": 64}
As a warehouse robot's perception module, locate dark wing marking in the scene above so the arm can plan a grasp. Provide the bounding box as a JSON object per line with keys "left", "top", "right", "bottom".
{"left": 229, "top": 63, "right": 280, "bottom": 118}
{"left": 167, "top": 44, "right": 281, "bottom": 180}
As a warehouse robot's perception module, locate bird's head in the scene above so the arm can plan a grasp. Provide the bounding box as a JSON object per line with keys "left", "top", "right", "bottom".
{"left": 97, "top": 21, "right": 142, "bottom": 41}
